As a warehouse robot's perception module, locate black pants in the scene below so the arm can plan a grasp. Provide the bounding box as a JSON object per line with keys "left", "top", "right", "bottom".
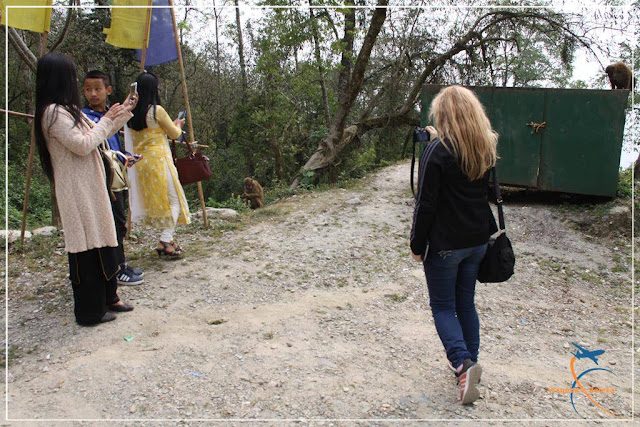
{"left": 68, "top": 247, "right": 120, "bottom": 325}
{"left": 111, "top": 190, "right": 128, "bottom": 267}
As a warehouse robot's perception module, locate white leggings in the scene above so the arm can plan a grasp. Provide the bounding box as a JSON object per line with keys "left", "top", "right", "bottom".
{"left": 160, "top": 164, "right": 181, "bottom": 242}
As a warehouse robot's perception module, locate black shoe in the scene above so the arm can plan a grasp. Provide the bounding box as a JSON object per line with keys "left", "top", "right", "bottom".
{"left": 77, "top": 311, "right": 117, "bottom": 326}
{"left": 108, "top": 302, "right": 134, "bottom": 312}
{"left": 100, "top": 311, "right": 117, "bottom": 322}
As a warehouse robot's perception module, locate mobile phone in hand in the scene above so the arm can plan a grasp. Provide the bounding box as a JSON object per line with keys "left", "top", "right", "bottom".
{"left": 129, "top": 82, "right": 138, "bottom": 98}
{"left": 177, "top": 110, "right": 186, "bottom": 120}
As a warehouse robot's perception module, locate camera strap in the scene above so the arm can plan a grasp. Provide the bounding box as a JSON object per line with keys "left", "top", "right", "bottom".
{"left": 410, "top": 128, "right": 418, "bottom": 199}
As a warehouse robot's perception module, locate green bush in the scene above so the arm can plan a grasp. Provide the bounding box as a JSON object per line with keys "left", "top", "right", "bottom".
{"left": 206, "top": 194, "right": 249, "bottom": 213}
{"left": 617, "top": 167, "right": 633, "bottom": 199}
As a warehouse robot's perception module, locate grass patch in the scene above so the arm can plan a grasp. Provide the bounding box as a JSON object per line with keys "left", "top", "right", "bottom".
{"left": 387, "top": 293, "right": 408, "bottom": 303}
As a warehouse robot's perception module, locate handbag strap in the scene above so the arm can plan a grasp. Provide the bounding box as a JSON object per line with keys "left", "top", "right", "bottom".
{"left": 80, "top": 114, "right": 112, "bottom": 153}
{"left": 490, "top": 166, "right": 506, "bottom": 231}
{"left": 171, "top": 131, "right": 193, "bottom": 160}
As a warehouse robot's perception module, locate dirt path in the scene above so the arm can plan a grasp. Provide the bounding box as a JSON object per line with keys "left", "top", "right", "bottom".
{"left": 5, "top": 161, "right": 635, "bottom": 423}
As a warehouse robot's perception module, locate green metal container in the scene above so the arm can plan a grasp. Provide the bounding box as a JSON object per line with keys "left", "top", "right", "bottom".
{"left": 420, "top": 85, "right": 630, "bottom": 197}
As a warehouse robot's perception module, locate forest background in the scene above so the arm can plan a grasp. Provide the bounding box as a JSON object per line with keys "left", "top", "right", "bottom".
{"left": 2, "top": 0, "right": 638, "bottom": 229}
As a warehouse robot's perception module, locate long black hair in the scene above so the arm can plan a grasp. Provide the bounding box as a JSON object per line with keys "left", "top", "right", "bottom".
{"left": 34, "top": 53, "right": 83, "bottom": 181}
{"left": 129, "top": 72, "right": 161, "bottom": 131}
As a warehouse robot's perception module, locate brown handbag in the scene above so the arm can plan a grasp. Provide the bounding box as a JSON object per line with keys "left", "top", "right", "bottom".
{"left": 170, "top": 138, "right": 213, "bottom": 185}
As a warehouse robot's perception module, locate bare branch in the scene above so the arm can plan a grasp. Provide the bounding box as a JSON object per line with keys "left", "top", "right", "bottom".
{"left": 8, "top": 28, "right": 37, "bottom": 73}
{"left": 49, "top": 0, "right": 77, "bottom": 52}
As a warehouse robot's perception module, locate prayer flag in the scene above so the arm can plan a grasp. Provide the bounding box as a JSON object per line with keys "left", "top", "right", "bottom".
{"left": 0, "top": 0, "right": 52, "bottom": 33}
{"left": 103, "top": 0, "right": 152, "bottom": 49}
{"left": 135, "top": 0, "right": 177, "bottom": 66}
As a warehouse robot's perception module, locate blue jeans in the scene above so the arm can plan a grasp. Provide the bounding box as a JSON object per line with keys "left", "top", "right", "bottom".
{"left": 423, "top": 243, "right": 487, "bottom": 369}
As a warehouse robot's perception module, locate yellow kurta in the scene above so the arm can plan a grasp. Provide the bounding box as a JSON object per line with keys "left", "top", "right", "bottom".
{"left": 130, "top": 106, "right": 190, "bottom": 228}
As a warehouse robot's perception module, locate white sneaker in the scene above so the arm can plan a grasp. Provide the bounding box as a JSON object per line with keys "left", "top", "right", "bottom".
{"left": 458, "top": 360, "right": 482, "bottom": 405}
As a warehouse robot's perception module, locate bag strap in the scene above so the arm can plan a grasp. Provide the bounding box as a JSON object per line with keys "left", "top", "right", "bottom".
{"left": 171, "top": 131, "right": 193, "bottom": 160}
{"left": 411, "top": 129, "right": 418, "bottom": 198}
{"left": 171, "top": 139, "right": 177, "bottom": 160}
{"left": 490, "top": 166, "right": 506, "bottom": 231}
{"left": 80, "top": 114, "right": 112, "bottom": 153}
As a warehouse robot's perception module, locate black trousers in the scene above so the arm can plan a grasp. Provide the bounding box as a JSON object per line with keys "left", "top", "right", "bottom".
{"left": 68, "top": 247, "right": 120, "bottom": 325}
{"left": 111, "top": 190, "right": 128, "bottom": 267}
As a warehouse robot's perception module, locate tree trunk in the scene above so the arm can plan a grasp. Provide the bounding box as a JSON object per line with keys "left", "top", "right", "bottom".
{"left": 309, "top": 0, "right": 330, "bottom": 126}
{"left": 213, "top": 1, "right": 221, "bottom": 79}
{"left": 234, "top": 0, "right": 248, "bottom": 102}
{"left": 269, "top": 136, "right": 284, "bottom": 182}
{"left": 292, "top": 0, "right": 388, "bottom": 187}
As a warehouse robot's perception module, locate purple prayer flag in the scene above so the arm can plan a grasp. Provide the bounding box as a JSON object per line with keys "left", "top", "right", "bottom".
{"left": 135, "top": 0, "right": 178, "bottom": 67}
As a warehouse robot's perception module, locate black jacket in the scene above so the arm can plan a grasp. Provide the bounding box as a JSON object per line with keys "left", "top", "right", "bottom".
{"left": 410, "top": 138, "right": 497, "bottom": 256}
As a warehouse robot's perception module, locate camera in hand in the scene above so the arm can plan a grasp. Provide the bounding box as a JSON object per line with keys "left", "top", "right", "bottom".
{"left": 414, "top": 127, "right": 430, "bottom": 142}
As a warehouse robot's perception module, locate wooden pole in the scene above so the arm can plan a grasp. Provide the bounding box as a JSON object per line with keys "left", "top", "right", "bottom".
{"left": 168, "top": 0, "right": 209, "bottom": 228}
{"left": 20, "top": 32, "right": 49, "bottom": 244}
{"left": 0, "top": 109, "right": 33, "bottom": 119}
{"left": 139, "top": 0, "right": 152, "bottom": 71}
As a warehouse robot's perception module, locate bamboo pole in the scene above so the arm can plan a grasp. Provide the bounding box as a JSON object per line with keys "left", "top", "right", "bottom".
{"left": 20, "top": 32, "right": 49, "bottom": 244}
{"left": 139, "top": 0, "right": 152, "bottom": 71}
{"left": 168, "top": 0, "right": 209, "bottom": 228}
{"left": 0, "top": 109, "right": 33, "bottom": 119}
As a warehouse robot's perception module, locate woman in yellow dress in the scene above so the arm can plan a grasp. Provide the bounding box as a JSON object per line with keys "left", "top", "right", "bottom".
{"left": 126, "top": 72, "right": 190, "bottom": 257}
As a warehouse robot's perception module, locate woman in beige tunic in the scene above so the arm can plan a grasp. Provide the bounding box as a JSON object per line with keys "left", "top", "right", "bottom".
{"left": 34, "top": 53, "right": 137, "bottom": 325}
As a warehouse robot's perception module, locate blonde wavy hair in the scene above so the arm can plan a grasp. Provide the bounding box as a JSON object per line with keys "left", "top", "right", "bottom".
{"left": 428, "top": 85, "right": 498, "bottom": 180}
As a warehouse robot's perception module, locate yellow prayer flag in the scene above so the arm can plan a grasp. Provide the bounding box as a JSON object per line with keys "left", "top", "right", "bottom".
{"left": 103, "top": 0, "right": 152, "bottom": 49}
{"left": 0, "top": 0, "right": 52, "bottom": 33}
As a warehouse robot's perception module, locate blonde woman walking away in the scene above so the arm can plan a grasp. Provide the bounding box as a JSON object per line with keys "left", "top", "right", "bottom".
{"left": 410, "top": 85, "right": 498, "bottom": 405}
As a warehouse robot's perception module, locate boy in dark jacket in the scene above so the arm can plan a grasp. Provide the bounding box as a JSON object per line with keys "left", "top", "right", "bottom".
{"left": 82, "top": 70, "right": 144, "bottom": 286}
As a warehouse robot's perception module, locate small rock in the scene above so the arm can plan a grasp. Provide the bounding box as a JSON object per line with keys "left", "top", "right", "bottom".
{"left": 345, "top": 198, "right": 362, "bottom": 206}
{"left": 0, "top": 230, "right": 32, "bottom": 243}
{"left": 130, "top": 405, "right": 137, "bottom": 414}
{"left": 192, "top": 208, "right": 238, "bottom": 219}
{"left": 32, "top": 226, "right": 57, "bottom": 237}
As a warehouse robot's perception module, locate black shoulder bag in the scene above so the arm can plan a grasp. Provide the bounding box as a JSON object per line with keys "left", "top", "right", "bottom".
{"left": 477, "top": 167, "right": 515, "bottom": 283}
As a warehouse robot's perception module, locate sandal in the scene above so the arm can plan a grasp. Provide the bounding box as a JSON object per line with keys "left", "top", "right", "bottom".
{"left": 170, "top": 241, "right": 183, "bottom": 252}
{"left": 155, "top": 241, "right": 182, "bottom": 258}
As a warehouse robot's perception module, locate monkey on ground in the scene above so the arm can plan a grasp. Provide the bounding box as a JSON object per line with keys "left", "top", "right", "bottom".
{"left": 242, "top": 177, "right": 264, "bottom": 209}
{"left": 605, "top": 62, "right": 633, "bottom": 90}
